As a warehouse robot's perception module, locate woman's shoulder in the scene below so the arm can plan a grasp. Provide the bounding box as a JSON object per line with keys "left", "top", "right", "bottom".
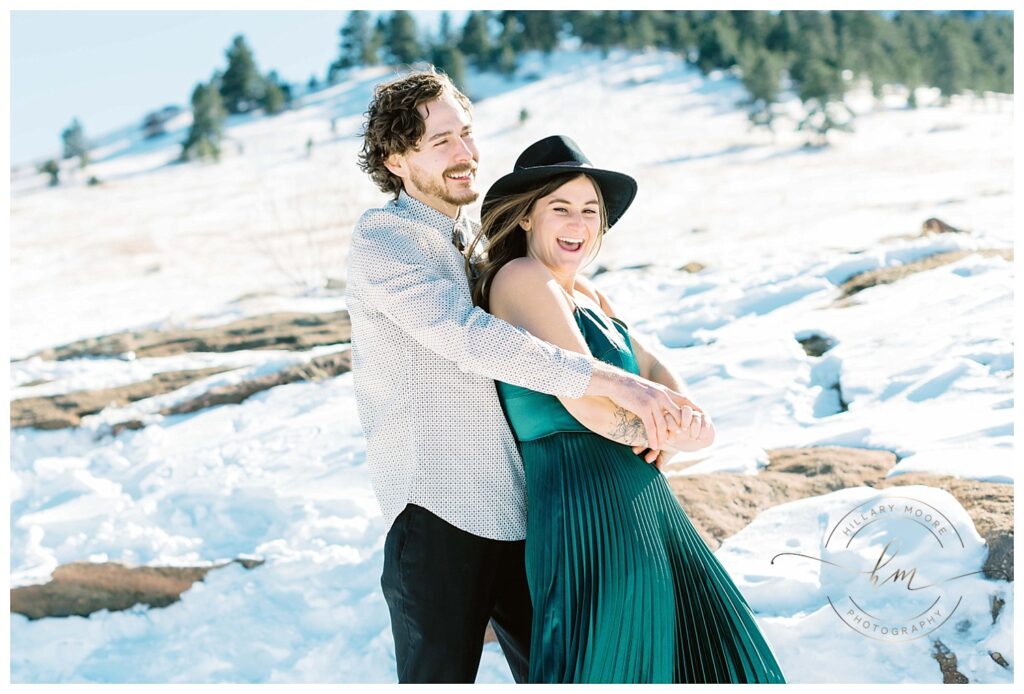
{"left": 491, "top": 257, "right": 555, "bottom": 298}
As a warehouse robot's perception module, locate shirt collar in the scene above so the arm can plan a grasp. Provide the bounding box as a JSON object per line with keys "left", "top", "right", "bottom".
{"left": 395, "top": 189, "right": 471, "bottom": 241}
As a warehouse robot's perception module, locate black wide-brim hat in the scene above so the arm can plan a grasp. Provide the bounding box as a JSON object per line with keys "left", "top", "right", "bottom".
{"left": 481, "top": 135, "right": 638, "bottom": 230}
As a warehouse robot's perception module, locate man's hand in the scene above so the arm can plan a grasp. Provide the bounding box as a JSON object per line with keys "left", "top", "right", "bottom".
{"left": 601, "top": 372, "right": 700, "bottom": 451}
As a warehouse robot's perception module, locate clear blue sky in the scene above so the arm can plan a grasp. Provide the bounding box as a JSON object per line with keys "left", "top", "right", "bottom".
{"left": 11, "top": 10, "right": 463, "bottom": 165}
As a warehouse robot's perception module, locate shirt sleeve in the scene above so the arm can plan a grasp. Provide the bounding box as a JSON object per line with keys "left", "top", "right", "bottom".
{"left": 348, "top": 211, "right": 593, "bottom": 398}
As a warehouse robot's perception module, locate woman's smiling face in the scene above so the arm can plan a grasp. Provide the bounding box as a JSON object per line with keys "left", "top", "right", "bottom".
{"left": 522, "top": 175, "right": 603, "bottom": 276}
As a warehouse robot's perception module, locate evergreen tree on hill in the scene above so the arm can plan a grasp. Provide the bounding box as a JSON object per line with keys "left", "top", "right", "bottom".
{"left": 459, "top": 11, "right": 492, "bottom": 68}
{"left": 930, "top": 23, "right": 972, "bottom": 101}
{"left": 181, "top": 78, "right": 227, "bottom": 162}
{"left": 663, "top": 11, "right": 698, "bottom": 55}
{"left": 764, "top": 10, "right": 798, "bottom": 54}
{"left": 625, "top": 11, "right": 658, "bottom": 50}
{"left": 438, "top": 11, "right": 454, "bottom": 45}
{"left": 432, "top": 44, "right": 468, "bottom": 94}
{"left": 796, "top": 58, "right": 852, "bottom": 145}
{"left": 261, "top": 71, "right": 288, "bottom": 115}
{"left": 696, "top": 11, "right": 740, "bottom": 73}
{"left": 384, "top": 11, "right": 422, "bottom": 66}
{"left": 330, "top": 10, "right": 379, "bottom": 81}
{"left": 970, "top": 14, "right": 1013, "bottom": 93}
{"left": 729, "top": 10, "right": 771, "bottom": 53}
{"left": 38, "top": 159, "right": 60, "bottom": 186}
{"left": 511, "top": 10, "right": 560, "bottom": 53}
{"left": 738, "top": 47, "right": 782, "bottom": 132}
{"left": 61, "top": 117, "right": 89, "bottom": 165}
{"left": 220, "top": 35, "right": 263, "bottom": 113}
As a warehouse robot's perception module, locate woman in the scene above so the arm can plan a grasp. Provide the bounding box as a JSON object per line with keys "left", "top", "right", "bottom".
{"left": 466, "top": 135, "right": 786, "bottom": 684}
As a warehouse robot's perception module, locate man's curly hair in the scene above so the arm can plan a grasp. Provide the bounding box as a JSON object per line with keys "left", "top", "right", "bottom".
{"left": 358, "top": 68, "right": 473, "bottom": 199}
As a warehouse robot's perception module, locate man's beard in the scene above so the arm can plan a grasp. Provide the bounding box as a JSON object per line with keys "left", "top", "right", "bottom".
{"left": 409, "top": 162, "right": 479, "bottom": 207}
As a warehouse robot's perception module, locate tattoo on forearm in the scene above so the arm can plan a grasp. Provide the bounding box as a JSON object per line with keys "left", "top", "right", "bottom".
{"left": 609, "top": 406, "right": 646, "bottom": 445}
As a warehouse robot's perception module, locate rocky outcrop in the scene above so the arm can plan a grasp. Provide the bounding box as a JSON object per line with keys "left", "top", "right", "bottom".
{"left": 28, "top": 310, "right": 350, "bottom": 361}
{"left": 667, "top": 447, "right": 1013, "bottom": 584}
{"left": 10, "top": 558, "right": 264, "bottom": 620}
{"left": 11, "top": 366, "right": 229, "bottom": 429}
{"left": 12, "top": 311, "right": 353, "bottom": 431}
{"left": 835, "top": 248, "right": 1012, "bottom": 301}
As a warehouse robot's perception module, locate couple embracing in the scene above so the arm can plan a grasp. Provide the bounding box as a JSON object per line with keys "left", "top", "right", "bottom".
{"left": 346, "top": 68, "right": 786, "bottom": 684}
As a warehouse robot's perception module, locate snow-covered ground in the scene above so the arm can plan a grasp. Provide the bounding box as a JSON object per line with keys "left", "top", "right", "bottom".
{"left": 9, "top": 49, "right": 1014, "bottom": 683}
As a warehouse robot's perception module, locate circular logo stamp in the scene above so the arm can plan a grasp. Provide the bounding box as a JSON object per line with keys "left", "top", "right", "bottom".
{"left": 772, "top": 490, "right": 985, "bottom": 642}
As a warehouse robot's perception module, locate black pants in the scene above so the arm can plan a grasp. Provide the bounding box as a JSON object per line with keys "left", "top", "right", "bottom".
{"left": 380, "top": 503, "right": 533, "bottom": 683}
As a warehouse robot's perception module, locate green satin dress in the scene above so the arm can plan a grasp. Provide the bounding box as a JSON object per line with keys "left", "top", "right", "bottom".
{"left": 496, "top": 303, "right": 787, "bottom": 684}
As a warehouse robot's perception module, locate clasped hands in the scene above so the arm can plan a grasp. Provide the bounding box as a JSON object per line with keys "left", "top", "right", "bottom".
{"left": 633, "top": 396, "right": 715, "bottom": 471}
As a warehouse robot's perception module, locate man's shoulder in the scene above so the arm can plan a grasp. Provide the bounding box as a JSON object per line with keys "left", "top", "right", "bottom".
{"left": 354, "top": 199, "right": 443, "bottom": 244}
{"left": 354, "top": 199, "right": 404, "bottom": 236}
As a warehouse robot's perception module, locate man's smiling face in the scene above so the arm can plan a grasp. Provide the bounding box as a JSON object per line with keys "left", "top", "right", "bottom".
{"left": 386, "top": 91, "right": 479, "bottom": 218}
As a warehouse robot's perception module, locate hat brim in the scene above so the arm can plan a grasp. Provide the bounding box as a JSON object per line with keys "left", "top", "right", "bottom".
{"left": 481, "top": 164, "right": 638, "bottom": 231}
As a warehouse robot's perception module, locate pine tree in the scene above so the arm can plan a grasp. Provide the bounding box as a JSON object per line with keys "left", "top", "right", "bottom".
{"left": 930, "top": 19, "right": 972, "bottom": 101}
{"left": 384, "top": 11, "right": 422, "bottom": 65}
{"left": 261, "top": 71, "right": 286, "bottom": 115}
{"left": 765, "top": 10, "right": 798, "bottom": 54}
{"left": 438, "top": 11, "right": 454, "bottom": 45}
{"left": 220, "top": 35, "right": 263, "bottom": 113}
{"left": 181, "top": 79, "right": 227, "bottom": 162}
{"left": 432, "top": 44, "right": 468, "bottom": 94}
{"left": 335, "top": 10, "right": 376, "bottom": 72}
{"left": 797, "top": 57, "right": 844, "bottom": 103}
{"left": 739, "top": 47, "right": 781, "bottom": 131}
{"left": 460, "top": 11, "right": 492, "bottom": 68}
{"left": 38, "top": 159, "right": 60, "bottom": 186}
{"left": 61, "top": 117, "right": 88, "bottom": 163}
{"left": 625, "top": 11, "right": 658, "bottom": 50}
{"left": 696, "top": 12, "right": 740, "bottom": 73}
{"left": 519, "top": 11, "right": 561, "bottom": 53}
{"left": 796, "top": 58, "right": 851, "bottom": 145}
{"left": 496, "top": 36, "right": 517, "bottom": 76}
{"left": 663, "top": 11, "right": 698, "bottom": 55}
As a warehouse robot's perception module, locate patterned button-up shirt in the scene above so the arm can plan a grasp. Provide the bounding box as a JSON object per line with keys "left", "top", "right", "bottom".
{"left": 346, "top": 190, "right": 594, "bottom": 540}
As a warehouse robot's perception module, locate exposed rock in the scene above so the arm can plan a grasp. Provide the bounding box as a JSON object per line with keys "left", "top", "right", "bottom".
{"left": 797, "top": 333, "right": 835, "bottom": 357}
{"left": 668, "top": 447, "right": 896, "bottom": 551}
{"left": 836, "top": 248, "right": 1012, "bottom": 300}
{"left": 932, "top": 639, "right": 969, "bottom": 683}
{"left": 666, "top": 447, "right": 1014, "bottom": 579}
{"left": 29, "top": 310, "right": 351, "bottom": 361}
{"left": 990, "top": 651, "right": 1010, "bottom": 669}
{"left": 10, "top": 558, "right": 264, "bottom": 620}
{"left": 678, "top": 261, "right": 706, "bottom": 273}
{"left": 877, "top": 472, "right": 1014, "bottom": 583}
{"left": 161, "top": 350, "right": 351, "bottom": 417}
{"left": 991, "top": 595, "right": 1005, "bottom": 624}
{"left": 11, "top": 313, "right": 356, "bottom": 431}
{"left": 11, "top": 366, "right": 229, "bottom": 429}
{"left": 921, "top": 217, "right": 965, "bottom": 235}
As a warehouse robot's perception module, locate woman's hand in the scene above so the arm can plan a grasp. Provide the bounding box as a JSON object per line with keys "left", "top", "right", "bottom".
{"left": 632, "top": 406, "right": 716, "bottom": 467}
{"left": 669, "top": 406, "right": 715, "bottom": 452}
{"left": 631, "top": 445, "right": 671, "bottom": 471}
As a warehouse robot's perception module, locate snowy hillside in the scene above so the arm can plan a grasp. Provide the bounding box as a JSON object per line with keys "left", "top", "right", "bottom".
{"left": 9, "top": 49, "right": 1014, "bottom": 684}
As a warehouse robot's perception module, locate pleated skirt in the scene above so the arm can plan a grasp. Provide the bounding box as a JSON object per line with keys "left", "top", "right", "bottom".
{"left": 521, "top": 431, "right": 786, "bottom": 684}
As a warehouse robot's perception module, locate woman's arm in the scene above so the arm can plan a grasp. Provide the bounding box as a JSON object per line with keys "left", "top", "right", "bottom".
{"left": 490, "top": 258, "right": 703, "bottom": 450}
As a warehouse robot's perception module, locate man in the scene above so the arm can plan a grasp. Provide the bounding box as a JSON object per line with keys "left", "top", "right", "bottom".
{"left": 346, "top": 69, "right": 695, "bottom": 683}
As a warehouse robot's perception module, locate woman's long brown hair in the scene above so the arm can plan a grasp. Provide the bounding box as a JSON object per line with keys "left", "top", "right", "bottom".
{"left": 466, "top": 172, "right": 607, "bottom": 312}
